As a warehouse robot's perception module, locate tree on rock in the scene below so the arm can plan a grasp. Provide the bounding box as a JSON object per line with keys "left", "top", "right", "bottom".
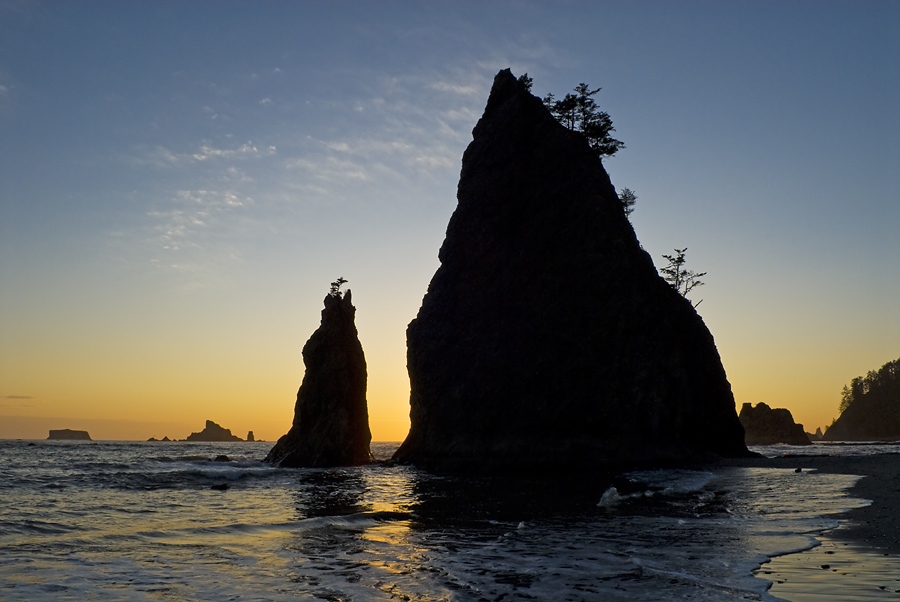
{"left": 329, "top": 276, "right": 348, "bottom": 298}
{"left": 618, "top": 187, "right": 637, "bottom": 219}
{"left": 660, "top": 248, "right": 706, "bottom": 308}
{"left": 543, "top": 82, "right": 624, "bottom": 158}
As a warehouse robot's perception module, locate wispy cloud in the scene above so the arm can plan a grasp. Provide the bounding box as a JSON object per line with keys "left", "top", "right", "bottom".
{"left": 129, "top": 140, "right": 277, "bottom": 169}
{"left": 429, "top": 81, "right": 479, "bottom": 96}
{"left": 140, "top": 188, "right": 255, "bottom": 284}
{"left": 192, "top": 141, "right": 276, "bottom": 162}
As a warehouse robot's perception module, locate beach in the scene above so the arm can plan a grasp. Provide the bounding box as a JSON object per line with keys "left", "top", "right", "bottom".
{"left": 720, "top": 451, "right": 900, "bottom": 600}
{"left": 725, "top": 452, "right": 900, "bottom": 553}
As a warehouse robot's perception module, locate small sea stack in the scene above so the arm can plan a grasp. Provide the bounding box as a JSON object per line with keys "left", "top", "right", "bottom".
{"left": 184, "top": 420, "right": 243, "bottom": 442}
{"left": 265, "top": 287, "right": 372, "bottom": 467}
{"left": 739, "top": 402, "right": 811, "bottom": 445}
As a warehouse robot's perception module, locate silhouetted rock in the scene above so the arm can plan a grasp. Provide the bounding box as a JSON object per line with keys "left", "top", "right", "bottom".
{"left": 807, "top": 427, "right": 824, "bottom": 441}
{"left": 393, "top": 69, "right": 749, "bottom": 471}
{"left": 246, "top": 431, "right": 255, "bottom": 442}
{"left": 265, "top": 291, "right": 372, "bottom": 467}
{"left": 48, "top": 429, "right": 91, "bottom": 441}
{"left": 210, "top": 483, "right": 229, "bottom": 490}
{"left": 185, "top": 420, "right": 243, "bottom": 442}
{"left": 214, "top": 454, "right": 231, "bottom": 462}
{"left": 162, "top": 436, "right": 171, "bottom": 441}
{"left": 739, "top": 402, "right": 811, "bottom": 445}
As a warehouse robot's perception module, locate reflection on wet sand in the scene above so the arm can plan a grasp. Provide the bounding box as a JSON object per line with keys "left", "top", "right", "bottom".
{"left": 762, "top": 535, "right": 900, "bottom": 602}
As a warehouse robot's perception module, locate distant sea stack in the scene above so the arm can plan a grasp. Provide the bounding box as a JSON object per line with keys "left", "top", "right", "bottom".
{"left": 48, "top": 429, "right": 91, "bottom": 441}
{"left": 185, "top": 420, "right": 243, "bottom": 442}
{"left": 739, "top": 402, "right": 811, "bottom": 446}
{"left": 393, "top": 69, "right": 749, "bottom": 471}
{"left": 265, "top": 290, "right": 372, "bottom": 467}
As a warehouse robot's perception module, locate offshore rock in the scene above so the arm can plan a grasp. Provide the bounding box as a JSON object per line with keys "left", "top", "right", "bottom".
{"left": 393, "top": 69, "right": 749, "bottom": 471}
{"left": 246, "top": 431, "right": 255, "bottom": 442}
{"left": 739, "top": 402, "right": 812, "bottom": 446}
{"left": 48, "top": 429, "right": 91, "bottom": 441}
{"left": 185, "top": 420, "right": 243, "bottom": 442}
{"left": 265, "top": 291, "right": 372, "bottom": 467}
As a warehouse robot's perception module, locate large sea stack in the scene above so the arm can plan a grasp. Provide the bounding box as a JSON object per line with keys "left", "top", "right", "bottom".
{"left": 265, "top": 290, "right": 372, "bottom": 467}
{"left": 393, "top": 69, "right": 748, "bottom": 471}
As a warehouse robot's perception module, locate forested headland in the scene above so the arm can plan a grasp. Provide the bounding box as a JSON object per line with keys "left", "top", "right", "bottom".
{"left": 824, "top": 357, "right": 900, "bottom": 441}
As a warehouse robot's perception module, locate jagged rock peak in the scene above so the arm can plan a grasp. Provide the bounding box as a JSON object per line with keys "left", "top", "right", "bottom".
{"left": 185, "top": 420, "right": 243, "bottom": 442}
{"left": 393, "top": 69, "right": 749, "bottom": 471}
{"left": 265, "top": 289, "right": 372, "bottom": 467}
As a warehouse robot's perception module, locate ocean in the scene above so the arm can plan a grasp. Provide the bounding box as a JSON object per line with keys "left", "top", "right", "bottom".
{"left": 1, "top": 440, "right": 898, "bottom": 601}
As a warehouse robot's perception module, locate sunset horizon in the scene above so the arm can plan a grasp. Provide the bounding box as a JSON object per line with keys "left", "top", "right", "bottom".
{"left": 2, "top": 1, "right": 897, "bottom": 445}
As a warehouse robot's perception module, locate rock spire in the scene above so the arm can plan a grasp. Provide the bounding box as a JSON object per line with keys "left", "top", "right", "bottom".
{"left": 266, "top": 290, "right": 372, "bottom": 467}
{"left": 393, "top": 69, "right": 749, "bottom": 470}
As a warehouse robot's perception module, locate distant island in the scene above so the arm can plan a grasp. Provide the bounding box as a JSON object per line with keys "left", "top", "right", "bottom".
{"left": 184, "top": 420, "right": 244, "bottom": 442}
{"left": 47, "top": 429, "right": 91, "bottom": 441}
{"left": 145, "top": 424, "right": 258, "bottom": 442}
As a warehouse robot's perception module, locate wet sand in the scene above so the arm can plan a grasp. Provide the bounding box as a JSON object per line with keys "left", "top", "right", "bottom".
{"left": 725, "top": 453, "right": 900, "bottom": 553}
{"left": 720, "top": 453, "right": 900, "bottom": 600}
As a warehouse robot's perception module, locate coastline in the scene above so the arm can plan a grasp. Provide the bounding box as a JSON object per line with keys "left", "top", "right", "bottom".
{"left": 718, "top": 453, "right": 900, "bottom": 554}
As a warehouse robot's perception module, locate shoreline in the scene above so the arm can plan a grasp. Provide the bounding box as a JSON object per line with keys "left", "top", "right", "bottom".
{"left": 718, "top": 453, "right": 900, "bottom": 555}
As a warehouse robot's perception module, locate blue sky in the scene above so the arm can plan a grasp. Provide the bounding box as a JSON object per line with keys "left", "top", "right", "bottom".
{"left": 1, "top": 1, "right": 898, "bottom": 440}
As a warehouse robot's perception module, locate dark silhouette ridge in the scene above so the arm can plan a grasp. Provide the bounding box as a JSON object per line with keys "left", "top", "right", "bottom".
{"left": 48, "top": 429, "right": 91, "bottom": 441}
{"left": 265, "top": 290, "right": 372, "bottom": 467}
{"left": 393, "top": 69, "right": 749, "bottom": 472}
{"left": 824, "top": 356, "right": 900, "bottom": 441}
{"left": 184, "top": 420, "right": 243, "bottom": 442}
{"left": 739, "top": 402, "right": 811, "bottom": 446}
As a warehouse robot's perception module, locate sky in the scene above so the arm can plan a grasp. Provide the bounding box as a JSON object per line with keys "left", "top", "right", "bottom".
{"left": 1, "top": 0, "right": 898, "bottom": 442}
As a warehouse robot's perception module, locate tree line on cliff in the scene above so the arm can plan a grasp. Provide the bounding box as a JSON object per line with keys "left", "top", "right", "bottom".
{"left": 825, "top": 356, "right": 900, "bottom": 441}
{"left": 839, "top": 357, "right": 900, "bottom": 415}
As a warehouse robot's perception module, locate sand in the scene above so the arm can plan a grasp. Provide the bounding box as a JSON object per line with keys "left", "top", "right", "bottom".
{"left": 723, "top": 453, "right": 900, "bottom": 553}
{"left": 718, "top": 453, "right": 900, "bottom": 600}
